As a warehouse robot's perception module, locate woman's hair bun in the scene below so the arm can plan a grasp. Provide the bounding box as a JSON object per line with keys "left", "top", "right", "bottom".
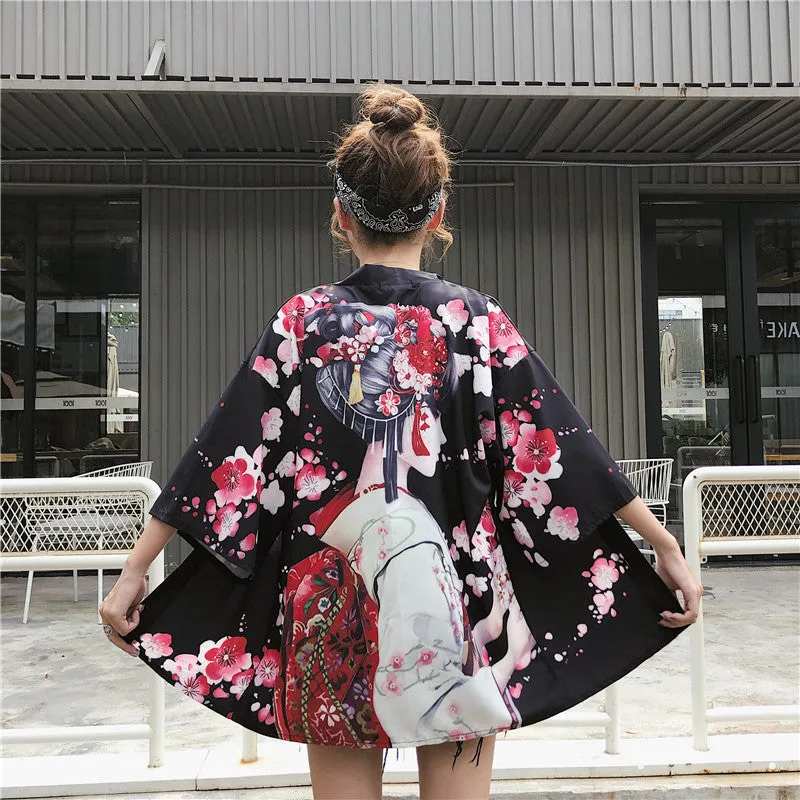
{"left": 362, "top": 86, "right": 425, "bottom": 131}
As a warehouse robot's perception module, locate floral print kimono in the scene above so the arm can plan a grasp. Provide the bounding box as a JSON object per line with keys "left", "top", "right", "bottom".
{"left": 127, "top": 262, "right": 684, "bottom": 749}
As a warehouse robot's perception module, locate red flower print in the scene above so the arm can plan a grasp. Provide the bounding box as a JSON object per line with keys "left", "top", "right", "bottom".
{"left": 239, "top": 533, "right": 256, "bottom": 552}
{"left": 389, "top": 653, "right": 405, "bottom": 670}
{"left": 499, "top": 410, "right": 520, "bottom": 448}
{"left": 254, "top": 647, "right": 280, "bottom": 688}
{"left": 545, "top": 505, "right": 580, "bottom": 541}
{"left": 589, "top": 557, "right": 620, "bottom": 590}
{"left": 139, "top": 633, "right": 173, "bottom": 660}
{"left": 200, "top": 636, "right": 252, "bottom": 683}
{"left": 178, "top": 673, "right": 210, "bottom": 702}
{"left": 376, "top": 389, "right": 401, "bottom": 417}
{"left": 513, "top": 424, "right": 558, "bottom": 475}
{"left": 383, "top": 674, "right": 403, "bottom": 696}
{"left": 503, "top": 470, "right": 527, "bottom": 508}
{"left": 417, "top": 649, "right": 436, "bottom": 666}
{"left": 503, "top": 343, "right": 528, "bottom": 368}
{"left": 230, "top": 668, "right": 254, "bottom": 698}
{"left": 479, "top": 417, "right": 497, "bottom": 443}
{"left": 295, "top": 463, "right": 331, "bottom": 501}
{"left": 211, "top": 448, "right": 258, "bottom": 506}
{"left": 275, "top": 295, "right": 309, "bottom": 338}
{"left": 212, "top": 503, "right": 242, "bottom": 541}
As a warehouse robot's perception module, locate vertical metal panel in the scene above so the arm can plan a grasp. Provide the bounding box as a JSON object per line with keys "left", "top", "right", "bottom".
{"left": 3, "top": 0, "right": 797, "bottom": 86}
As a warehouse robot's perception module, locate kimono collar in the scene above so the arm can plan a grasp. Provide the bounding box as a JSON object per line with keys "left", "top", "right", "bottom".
{"left": 337, "top": 263, "right": 442, "bottom": 286}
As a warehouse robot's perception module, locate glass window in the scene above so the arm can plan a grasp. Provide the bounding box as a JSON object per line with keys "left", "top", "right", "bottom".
{"left": 0, "top": 197, "right": 141, "bottom": 477}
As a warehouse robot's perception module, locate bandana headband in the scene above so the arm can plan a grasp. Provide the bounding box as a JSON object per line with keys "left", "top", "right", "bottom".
{"left": 334, "top": 172, "right": 443, "bottom": 234}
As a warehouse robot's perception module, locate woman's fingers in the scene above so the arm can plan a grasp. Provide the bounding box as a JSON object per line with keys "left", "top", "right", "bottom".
{"left": 106, "top": 628, "right": 139, "bottom": 656}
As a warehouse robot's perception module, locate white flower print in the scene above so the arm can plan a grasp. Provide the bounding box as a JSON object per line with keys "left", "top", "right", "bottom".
{"left": 261, "top": 407, "right": 283, "bottom": 441}
{"left": 472, "top": 364, "right": 492, "bottom": 397}
{"left": 252, "top": 356, "right": 279, "bottom": 387}
{"left": 437, "top": 299, "right": 469, "bottom": 333}
{"left": 163, "top": 653, "right": 201, "bottom": 681}
{"left": 545, "top": 505, "right": 580, "bottom": 541}
{"left": 451, "top": 521, "right": 470, "bottom": 553}
{"left": 466, "top": 315, "right": 489, "bottom": 348}
{"left": 454, "top": 353, "right": 473, "bottom": 377}
{"left": 260, "top": 480, "right": 286, "bottom": 514}
{"left": 466, "top": 573, "right": 489, "bottom": 597}
{"left": 511, "top": 519, "right": 534, "bottom": 548}
{"left": 275, "top": 451, "right": 296, "bottom": 478}
{"left": 470, "top": 527, "right": 493, "bottom": 561}
{"left": 286, "top": 385, "right": 301, "bottom": 416}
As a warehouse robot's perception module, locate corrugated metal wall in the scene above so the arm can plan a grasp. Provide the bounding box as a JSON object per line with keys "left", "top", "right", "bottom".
{"left": 3, "top": 0, "right": 797, "bottom": 86}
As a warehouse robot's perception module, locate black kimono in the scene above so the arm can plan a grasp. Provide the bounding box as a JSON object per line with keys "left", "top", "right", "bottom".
{"left": 126, "top": 262, "right": 684, "bottom": 749}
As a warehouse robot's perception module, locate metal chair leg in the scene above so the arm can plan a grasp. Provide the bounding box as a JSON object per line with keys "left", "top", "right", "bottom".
{"left": 23, "top": 570, "right": 34, "bottom": 624}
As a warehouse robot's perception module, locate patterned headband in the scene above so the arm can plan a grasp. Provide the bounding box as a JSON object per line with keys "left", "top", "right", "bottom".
{"left": 333, "top": 172, "right": 443, "bottom": 234}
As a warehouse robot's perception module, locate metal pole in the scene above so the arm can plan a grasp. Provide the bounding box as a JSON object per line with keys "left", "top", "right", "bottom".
{"left": 604, "top": 683, "right": 621, "bottom": 754}
{"left": 683, "top": 470, "right": 709, "bottom": 752}
{"left": 242, "top": 729, "right": 259, "bottom": 763}
{"left": 147, "top": 549, "right": 166, "bottom": 768}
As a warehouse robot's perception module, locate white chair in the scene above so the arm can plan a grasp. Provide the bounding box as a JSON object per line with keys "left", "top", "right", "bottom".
{"left": 22, "top": 461, "right": 153, "bottom": 623}
{"left": 615, "top": 458, "right": 674, "bottom": 565}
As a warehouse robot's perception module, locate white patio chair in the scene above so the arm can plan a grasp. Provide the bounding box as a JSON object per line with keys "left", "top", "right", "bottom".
{"left": 22, "top": 461, "right": 153, "bottom": 623}
{"left": 615, "top": 458, "right": 674, "bottom": 566}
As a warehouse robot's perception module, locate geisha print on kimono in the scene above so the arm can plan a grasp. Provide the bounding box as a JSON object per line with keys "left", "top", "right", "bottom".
{"left": 125, "top": 262, "right": 686, "bottom": 750}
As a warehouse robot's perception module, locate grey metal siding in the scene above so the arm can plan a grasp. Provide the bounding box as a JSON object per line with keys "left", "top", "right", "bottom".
{"left": 639, "top": 164, "right": 800, "bottom": 193}
{"left": 3, "top": 1, "right": 797, "bottom": 86}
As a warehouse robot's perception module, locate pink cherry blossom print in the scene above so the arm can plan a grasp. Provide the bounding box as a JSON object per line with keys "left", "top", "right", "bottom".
{"left": 503, "top": 470, "right": 527, "bottom": 508}
{"left": 239, "top": 533, "right": 256, "bottom": 552}
{"left": 200, "top": 636, "right": 252, "bottom": 683}
{"left": 499, "top": 410, "right": 520, "bottom": 448}
{"left": 257, "top": 704, "right": 275, "bottom": 725}
{"left": 577, "top": 623, "right": 588, "bottom": 638}
{"left": 163, "top": 653, "right": 202, "bottom": 681}
{"left": 389, "top": 653, "right": 405, "bottom": 670}
{"left": 295, "top": 463, "right": 331, "bottom": 501}
{"left": 252, "top": 356, "right": 279, "bottom": 387}
{"left": 525, "top": 478, "right": 553, "bottom": 517}
{"left": 452, "top": 521, "right": 470, "bottom": 553}
{"left": 511, "top": 519, "right": 534, "bottom": 548}
{"left": 277, "top": 337, "right": 301, "bottom": 377}
{"left": 376, "top": 389, "right": 401, "bottom": 417}
{"left": 212, "top": 503, "right": 242, "bottom": 541}
{"left": 230, "top": 668, "right": 254, "bottom": 698}
{"left": 590, "top": 557, "right": 620, "bottom": 590}
{"left": 503, "top": 343, "right": 528, "bottom": 369}
{"left": 487, "top": 303, "right": 525, "bottom": 353}
{"left": 276, "top": 451, "right": 296, "bottom": 478}
{"left": 466, "top": 573, "right": 489, "bottom": 597}
{"left": 466, "top": 315, "right": 489, "bottom": 349}
{"left": 254, "top": 647, "right": 280, "bottom": 688}
{"left": 448, "top": 701, "right": 462, "bottom": 718}
{"left": 287, "top": 385, "right": 301, "bottom": 416}
{"left": 479, "top": 416, "right": 496, "bottom": 443}
{"left": 139, "top": 633, "right": 173, "bottom": 659}
{"left": 470, "top": 527, "right": 493, "bottom": 561}
{"left": 384, "top": 674, "right": 403, "bottom": 696}
{"left": 274, "top": 294, "right": 310, "bottom": 338}
{"left": 178, "top": 673, "right": 210, "bottom": 702}
{"left": 261, "top": 407, "right": 283, "bottom": 441}
{"left": 437, "top": 299, "right": 469, "bottom": 333}
{"left": 593, "top": 590, "right": 615, "bottom": 616}
{"left": 259, "top": 480, "right": 286, "bottom": 514}
{"left": 508, "top": 682, "right": 523, "bottom": 699}
{"left": 417, "top": 649, "right": 436, "bottom": 666}
{"left": 211, "top": 447, "right": 260, "bottom": 506}
{"left": 513, "top": 424, "right": 558, "bottom": 476}
{"left": 545, "top": 505, "right": 580, "bottom": 541}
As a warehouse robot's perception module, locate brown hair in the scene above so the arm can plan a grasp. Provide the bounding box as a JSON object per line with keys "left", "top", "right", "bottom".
{"left": 330, "top": 85, "right": 453, "bottom": 257}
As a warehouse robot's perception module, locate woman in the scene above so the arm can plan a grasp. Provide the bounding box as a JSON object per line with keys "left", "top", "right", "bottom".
{"left": 100, "top": 86, "right": 702, "bottom": 800}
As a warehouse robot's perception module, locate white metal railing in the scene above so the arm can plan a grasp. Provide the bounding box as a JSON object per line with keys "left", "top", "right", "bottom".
{"left": 0, "top": 477, "right": 165, "bottom": 768}
{"left": 683, "top": 465, "right": 800, "bottom": 751}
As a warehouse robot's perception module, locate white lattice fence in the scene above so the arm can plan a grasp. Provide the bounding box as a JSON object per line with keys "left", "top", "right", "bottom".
{"left": 0, "top": 477, "right": 165, "bottom": 768}
{"left": 683, "top": 465, "right": 800, "bottom": 750}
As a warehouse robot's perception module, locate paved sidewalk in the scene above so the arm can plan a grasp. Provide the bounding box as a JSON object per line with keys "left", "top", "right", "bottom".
{"left": 1, "top": 565, "right": 798, "bottom": 799}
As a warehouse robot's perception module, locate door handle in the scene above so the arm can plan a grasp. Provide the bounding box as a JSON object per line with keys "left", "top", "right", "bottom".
{"left": 733, "top": 355, "right": 746, "bottom": 424}
{"left": 747, "top": 354, "right": 761, "bottom": 425}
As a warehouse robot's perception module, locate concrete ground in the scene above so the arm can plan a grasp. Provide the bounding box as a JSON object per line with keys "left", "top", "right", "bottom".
{"left": 1, "top": 566, "right": 798, "bottom": 798}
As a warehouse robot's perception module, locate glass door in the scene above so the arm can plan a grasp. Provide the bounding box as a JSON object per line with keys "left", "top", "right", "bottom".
{"left": 642, "top": 207, "right": 747, "bottom": 523}
{"left": 740, "top": 206, "right": 800, "bottom": 467}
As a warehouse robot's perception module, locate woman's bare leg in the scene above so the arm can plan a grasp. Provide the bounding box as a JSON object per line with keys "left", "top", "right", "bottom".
{"left": 307, "top": 743, "right": 384, "bottom": 800}
{"left": 417, "top": 735, "right": 495, "bottom": 800}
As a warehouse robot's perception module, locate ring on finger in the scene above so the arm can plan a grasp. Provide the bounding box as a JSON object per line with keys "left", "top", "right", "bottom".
{"left": 102, "top": 623, "right": 116, "bottom": 637}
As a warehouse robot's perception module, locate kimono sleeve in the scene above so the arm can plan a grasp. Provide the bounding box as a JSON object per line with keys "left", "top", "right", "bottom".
{"left": 489, "top": 344, "right": 638, "bottom": 546}
{"left": 150, "top": 318, "right": 301, "bottom": 580}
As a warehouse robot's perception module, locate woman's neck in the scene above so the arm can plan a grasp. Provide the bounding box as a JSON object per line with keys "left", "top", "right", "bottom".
{"left": 356, "top": 243, "right": 423, "bottom": 271}
{"left": 356, "top": 441, "right": 410, "bottom": 494}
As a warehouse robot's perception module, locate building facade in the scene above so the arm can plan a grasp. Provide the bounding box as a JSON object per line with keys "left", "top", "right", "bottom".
{"left": 2, "top": 1, "right": 798, "bottom": 562}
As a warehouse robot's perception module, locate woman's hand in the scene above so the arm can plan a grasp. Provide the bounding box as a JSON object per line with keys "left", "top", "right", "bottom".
{"left": 654, "top": 542, "right": 703, "bottom": 628}
{"left": 99, "top": 567, "right": 147, "bottom": 656}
